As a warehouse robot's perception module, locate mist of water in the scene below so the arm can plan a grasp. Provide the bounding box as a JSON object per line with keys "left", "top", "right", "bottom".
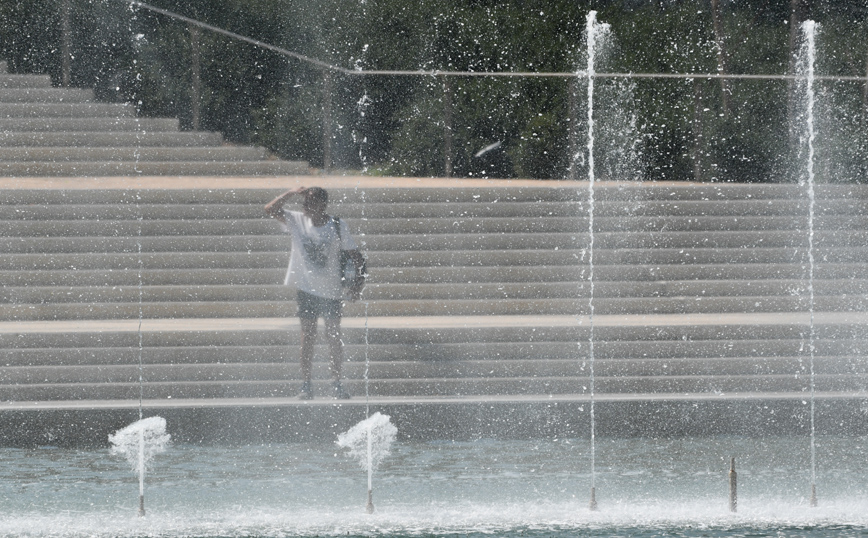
{"left": 337, "top": 412, "right": 398, "bottom": 512}
{"left": 109, "top": 416, "right": 171, "bottom": 516}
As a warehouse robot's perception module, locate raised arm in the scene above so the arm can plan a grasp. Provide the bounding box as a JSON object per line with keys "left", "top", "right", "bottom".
{"left": 265, "top": 187, "right": 306, "bottom": 224}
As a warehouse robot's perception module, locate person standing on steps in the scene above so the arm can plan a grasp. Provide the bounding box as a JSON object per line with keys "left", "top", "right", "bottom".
{"left": 265, "top": 186, "right": 366, "bottom": 400}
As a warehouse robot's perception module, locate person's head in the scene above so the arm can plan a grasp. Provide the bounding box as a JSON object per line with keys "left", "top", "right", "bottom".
{"left": 303, "top": 187, "right": 328, "bottom": 216}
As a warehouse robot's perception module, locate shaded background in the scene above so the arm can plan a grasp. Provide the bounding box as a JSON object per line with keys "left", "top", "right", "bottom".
{"left": 1, "top": 0, "right": 866, "bottom": 180}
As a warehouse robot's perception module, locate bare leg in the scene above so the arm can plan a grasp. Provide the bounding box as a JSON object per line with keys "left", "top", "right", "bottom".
{"left": 325, "top": 317, "right": 350, "bottom": 399}
{"left": 299, "top": 316, "right": 318, "bottom": 384}
{"left": 324, "top": 317, "right": 343, "bottom": 381}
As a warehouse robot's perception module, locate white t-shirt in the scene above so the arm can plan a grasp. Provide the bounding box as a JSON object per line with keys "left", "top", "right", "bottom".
{"left": 281, "top": 210, "right": 358, "bottom": 300}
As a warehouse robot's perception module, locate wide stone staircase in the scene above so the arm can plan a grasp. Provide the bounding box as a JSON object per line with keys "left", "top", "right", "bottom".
{"left": 1, "top": 182, "right": 868, "bottom": 443}
{"left": 0, "top": 60, "right": 307, "bottom": 176}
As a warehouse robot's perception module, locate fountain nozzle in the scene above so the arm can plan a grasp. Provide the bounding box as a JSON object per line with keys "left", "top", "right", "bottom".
{"left": 589, "top": 486, "right": 598, "bottom": 511}
{"left": 138, "top": 494, "right": 145, "bottom": 517}
{"left": 729, "top": 457, "right": 737, "bottom": 513}
{"left": 366, "top": 489, "right": 374, "bottom": 514}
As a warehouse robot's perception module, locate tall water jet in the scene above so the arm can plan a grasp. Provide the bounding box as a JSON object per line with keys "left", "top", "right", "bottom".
{"left": 337, "top": 411, "right": 397, "bottom": 513}
{"left": 109, "top": 416, "right": 171, "bottom": 516}
{"left": 795, "top": 19, "right": 819, "bottom": 508}
{"left": 129, "top": 4, "right": 150, "bottom": 516}
{"left": 355, "top": 184, "right": 371, "bottom": 413}
{"left": 582, "top": 9, "right": 609, "bottom": 513}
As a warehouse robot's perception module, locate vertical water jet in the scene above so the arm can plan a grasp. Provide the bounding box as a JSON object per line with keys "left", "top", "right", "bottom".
{"left": 583, "top": 9, "right": 608, "bottom": 513}
{"left": 796, "top": 19, "right": 819, "bottom": 508}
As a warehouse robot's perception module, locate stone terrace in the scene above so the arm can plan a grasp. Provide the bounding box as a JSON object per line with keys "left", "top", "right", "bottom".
{"left": 0, "top": 60, "right": 307, "bottom": 177}
{"left": 1, "top": 175, "right": 867, "bottom": 445}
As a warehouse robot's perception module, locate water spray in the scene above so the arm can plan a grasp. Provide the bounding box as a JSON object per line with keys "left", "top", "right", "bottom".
{"left": 131, "top": 0, "right": 148, "bottom": 518}
{"left": 798, "top": 19, "right": 819, "bottom": 509}
{"left": 366, "top": 422, "right": 374, "bottom": 513}
{"left": 337, "top": 412, "right": 397, "bottom": 514}
{"left": 584, "top": 9, "right": 608, "bottom": 513}
{"left": 109, "top": 416, "right": 171, "bottom": 517}
{"left": 353, "top": 178, "right": 375, "bottom": 515}
{"left": 138, "top": 427, "right": 145, "bottom": 515}
{"left": 358, "top": 185, "right": 374, "bottom": 514}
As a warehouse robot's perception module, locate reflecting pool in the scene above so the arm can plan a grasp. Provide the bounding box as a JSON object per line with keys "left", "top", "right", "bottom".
{"left": 2, "top": 435, "right": 867, "bottom": 538}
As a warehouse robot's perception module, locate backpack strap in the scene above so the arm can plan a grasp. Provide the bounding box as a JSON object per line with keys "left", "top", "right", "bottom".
{"left": 331, "top": 215, "right": 343, "bottom": 246}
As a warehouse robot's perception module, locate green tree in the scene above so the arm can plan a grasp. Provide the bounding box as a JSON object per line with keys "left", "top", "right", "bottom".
{"left": 3, "top": 0, "right": 867, "bottom": 181}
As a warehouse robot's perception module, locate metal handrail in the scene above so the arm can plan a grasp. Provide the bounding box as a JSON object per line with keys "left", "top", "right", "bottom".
{"left": 128, "top": 0, "right": 868, "bottom": 83}
{"left": 128, "top": 1, "right": 335, "bottom": 71}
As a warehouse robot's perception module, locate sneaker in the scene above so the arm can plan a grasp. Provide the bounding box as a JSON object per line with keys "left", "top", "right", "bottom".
{"left": 333, "top": 381, "right": 351, "bottom": 400}
{"left": 298, "top": 381, "right": 313, "bottom": 400}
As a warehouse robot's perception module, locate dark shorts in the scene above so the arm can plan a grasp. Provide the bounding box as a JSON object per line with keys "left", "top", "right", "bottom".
{"left": 296, "top": 290, "right": 342, "bottom": 320}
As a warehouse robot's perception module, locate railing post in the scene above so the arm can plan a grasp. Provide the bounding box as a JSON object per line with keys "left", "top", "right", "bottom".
{"left": 568, "top": 77, "right": 580, "bottom": 181}
{"left": 728, "top": 457, "right": 737, "bottom": 513}
{"left": 863, "top": 49, "right": 868, "bottom": 122}
{"left": 61, "top": 0, "right": 71, "bottom": 87}
{"left": 322, "top": 71, "right": 333, "bottom": 172}
{"left": 188, "top": 23, "right": 201, "bottom": 131}
{"left": 691, "top": 79, "right": 704, "bottom": 182}
{"left": 786, "top": 0, "right": 803, "bottom": 144}
{"left": 711, "top": 0, "right": 730, "bottom": 117}
{"left": 443, "top": 76, "right": 453, "bottom": 178}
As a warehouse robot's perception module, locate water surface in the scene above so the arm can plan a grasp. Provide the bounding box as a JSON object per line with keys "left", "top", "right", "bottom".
{"left": 1, "top": 436, "right": 867, "bottom": 537}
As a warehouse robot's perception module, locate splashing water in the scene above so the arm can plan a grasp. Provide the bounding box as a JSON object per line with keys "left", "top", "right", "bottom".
{"left": 585, "top": 11, "right": 609, "bottom": 187}
{"left": 109, "top": 416, "right": 171, "bottom": 473}
{"left": 109, "top": 416, "right": 171, "bottom": 515}
{"left": 338, "top": 412, "right": 397, "bottom": 477}
{"left": 356, "top": 90, "right": 374, "bottom": 171}
{"left": 337, "top": 412, "right": 397, "bottom": 512}
{"left": 571, "top": 11, "right": 642, "bottom": 182}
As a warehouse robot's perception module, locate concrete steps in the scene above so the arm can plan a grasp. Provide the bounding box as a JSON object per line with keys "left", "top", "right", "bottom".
{"left": 1, "top": 178, "right": 867, "bottom": 441}
{"left": 0, "top": 73, "right": 52, "bottom": 89}
{"left": 0, "top": 147, "right": 273, "bottom": 161}
{"left": 2, "top": 298, "right": 860, "bottom": 319}
{"left": 0, "top": 102, "right": 135, "bottom": 117}
{"left": 0, "top": 62, "right": 308, "bottom": 176}
{"left": 2, "top": 316, "right": 867, "bottom": 402}
{"left": 0, "top": 117, "right": 180, "bottom": 132}
{"left": 2, "top": 185, "right": 867, "bottom": 321}
{"left": 0, "top": 88, "right": 95, "bottom": 102}
{"left": 0, "top": 161, "right": 309, "bottom": 177}
{"left": 0, "top": 132, "right": 225, "bottom": 147}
